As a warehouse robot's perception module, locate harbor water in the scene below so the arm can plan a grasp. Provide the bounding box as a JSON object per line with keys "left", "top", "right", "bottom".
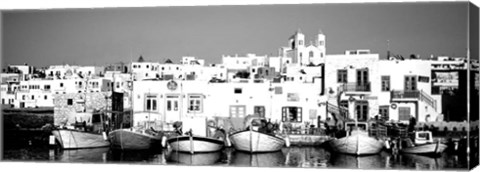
{"left": 3, "top": 145, "right": 476, "bottom": 170}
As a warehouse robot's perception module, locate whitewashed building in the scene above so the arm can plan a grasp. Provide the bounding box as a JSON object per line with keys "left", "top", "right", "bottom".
{"left": 377, "top": 59, "right": 439, "bottom": 123}
{"left": 324, "top": 50, "right": 380, "bottom": 122}
{"left": 132, "top": 76, "right": 326, "bottom": 135}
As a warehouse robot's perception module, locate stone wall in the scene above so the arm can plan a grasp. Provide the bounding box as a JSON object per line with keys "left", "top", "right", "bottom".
{"left": 53, "top": 92, "right": 109, "bottom": 126}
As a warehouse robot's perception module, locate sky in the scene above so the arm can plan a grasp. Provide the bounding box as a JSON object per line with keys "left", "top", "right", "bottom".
{"left": 1, "top": 2, "right": 473, "bottom": 68}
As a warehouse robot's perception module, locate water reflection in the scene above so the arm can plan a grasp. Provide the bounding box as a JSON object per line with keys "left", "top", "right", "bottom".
{"left": 108, "top": 149, "right": 165, "bottom": 163}
{"left": 55, "top": 147, "right": 109, "bottom": 163}
{"left": 4, "top": 146, "right": 470, "bottom": 170}
{"left": 229, "top": 151, "right": 285, "bottom": 167}
{"left": 329, "top": 153, "right": 386, "bottom": 169}
{"left": 166, "top": 151, "right": 223, "bottom": 165}
{"left": 283, "top": 147, "right": 330, "bottom": 167}
{"left": 401, "top": 154, "right": 446, "bottom": 170}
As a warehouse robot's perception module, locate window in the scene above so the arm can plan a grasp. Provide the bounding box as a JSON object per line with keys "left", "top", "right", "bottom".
{"left": 254, "top": 106, "right": 265, "bottom": 117}
{"left": 274, "top": 87, "right": 283, "bottom": 94}
{"left": 31, "top": 95, "right": 34, "bottom": 100}
{"left": 337, "top": 69, "right": 347, "bottom": 83}
{"left": 404, "top": 76, "right": 417, "bottom": 91}
{"left": 234, "top": 88, "right": 242, "bottom": 94}
{"left": 379, "top": 106, "right": 389, "bottom": 121}
{"left": 60, "top": 83, "right": 64, "bottom": 87}
{"left": 282, "top": 107, "right": 302, "bottom": 122}
{"left": 145, "top": 95, "right": 157, "bottom": 111}
{"left": 319, "top": 41, "right": 324, "bottom": 46}
{"left": 22, "top": 95, "right": 25, "bottom": 100}
{"left": 399, "top": 107, "right": 411, "bottom": 121}
{"left": 418, "top": 76, "right": 429, "bottom": 83}
{"left": 381, "top": 76, "right": 390, "bottom": 91}
{"left": 309, "top": 51, "right": 314, "bottom": 58}
{"left": 67, "top": 99, "right": 73, "bottom": 105}
{"left": 188, "top": 95, "right": 203, "bottom": 113}
{"left": 44, "top": 95, "right": 48, "bottom": 100}
{"left": 287, "top": 93, "right": 299, "bottom": 101}
{"left": 299, "top": 40, "right": 303, "bottom": 45}
{"left": 229, "top": 105, "right": 246, "bottom": 118}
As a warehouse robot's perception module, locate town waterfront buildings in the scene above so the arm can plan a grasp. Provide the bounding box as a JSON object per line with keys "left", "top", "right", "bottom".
{"left": 1, "top": 29, "right": 479, "bottom": 135}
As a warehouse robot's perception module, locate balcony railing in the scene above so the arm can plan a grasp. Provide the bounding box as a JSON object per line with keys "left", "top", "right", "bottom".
{"left": 391, "top": 90, "right": 420, "bottom": 99}
{"left": 339, "top": 82, "right": 371, "bottom": 92}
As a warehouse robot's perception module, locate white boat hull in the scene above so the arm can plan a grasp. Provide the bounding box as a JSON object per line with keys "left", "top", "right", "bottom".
{"left": 52, "top": 129, "right": 110, "bottom": 149}
{"left": 229, "top": 130, "right": 285, "bottom": 153}
{"left": 167, "top": 136, "right": 224, "bottom": 153}
{"left": 329, "top": 131, "right": 384, "bottom": 156}
{"left": 400, "top": 142, "right": 448, "bottom": 155}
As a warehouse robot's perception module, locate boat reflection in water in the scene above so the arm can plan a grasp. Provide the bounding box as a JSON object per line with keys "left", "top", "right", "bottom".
{"left": 166, "top": 150, "right": 223, "bottom": 165}
{"left": 329, "top": 152, "right": 386, "bottom": 169}
{"left": 55, "top": 147, "right": 109, "bottom": 163}
{"left": 401, "top": 153, "right": 447, "bottom": 170}
{"left": 108, "top": 149, "right": 166, "bottom": 163}
{"left": 229, "top": 150, "right": 285, "bottom": 167}
{"left": 283, "top": 147, "right": 331, "bottom": 167}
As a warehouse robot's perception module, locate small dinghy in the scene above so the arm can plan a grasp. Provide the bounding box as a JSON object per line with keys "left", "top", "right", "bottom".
{"left": 399, "top": 131, "right": 447, "bottom": 156}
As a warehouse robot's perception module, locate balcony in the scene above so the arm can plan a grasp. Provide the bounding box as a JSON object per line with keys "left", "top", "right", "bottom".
{"left": 391, "top": 90, "right": 437, "bottom": 110}
{"left": 339, "top": 82, "right": 371, "bottom": 93}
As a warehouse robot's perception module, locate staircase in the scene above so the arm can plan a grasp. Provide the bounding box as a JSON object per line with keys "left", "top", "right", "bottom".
{"left": 326, "top": 102, "right": 349, "bottom": 123}
{"left": 419, "top": 90, "right": 437, "bottom": 111}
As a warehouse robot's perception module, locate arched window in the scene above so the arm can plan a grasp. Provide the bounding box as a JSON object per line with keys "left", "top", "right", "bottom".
{"left": 309, "top": 51, "right": 314, "bottom": 58}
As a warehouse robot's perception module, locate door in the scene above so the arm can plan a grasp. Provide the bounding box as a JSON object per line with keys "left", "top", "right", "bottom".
{"left": 356, "top": 69, "right": 369, "bottom": 90}
{"left": 404, "top": 76, "right": 417, "bottom": 91}
{"left": 254, "top": 106, "right": 265, "bottom": 118}
{"left": 165, "top": 95, "right": 181, "bottom": 122}
{"left": 355, "top": 101, "right": 369, "bottom": 121}
{"left": 398, "top": 107, "right": 411, "bottom": 121}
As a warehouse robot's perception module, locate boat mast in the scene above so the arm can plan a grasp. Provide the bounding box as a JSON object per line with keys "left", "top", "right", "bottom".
{"left": 466, "top": 4, "right": 471, "bottom": 158}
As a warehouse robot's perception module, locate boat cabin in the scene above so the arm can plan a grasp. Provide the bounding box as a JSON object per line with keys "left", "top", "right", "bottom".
{"left": 414, "top": 131, "right": 433, "bottom": 145}
{"left": 344, "top": 122, "right": 369, "bottom": 136}
{"left": 344, "top": 122, "right": 369, "bottom": 131}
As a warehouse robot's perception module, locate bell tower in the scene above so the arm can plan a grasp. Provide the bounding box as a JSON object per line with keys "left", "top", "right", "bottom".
{"left": 315, "top": 29, "right": 326, "bottom": 58}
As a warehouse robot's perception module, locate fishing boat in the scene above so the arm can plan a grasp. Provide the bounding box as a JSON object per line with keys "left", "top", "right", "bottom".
{"left": 52, "top": 129, "right": 110, "bottom": 149}
{"left": 167, "top": 121, "right": 225, "bottom": 154}
{"left": 108, "top": 127, "right": 163, "bottom": 150}
{"left": 399, "top": 131, "right": 447, "bottom": 156}
{"left": 229, "top": 115, "right": 286, "bottom": 153}
{"left": 52, "top": 113, "right": 110, "bottom": 149}
{"left": 328, "top": 122, "right": 384, "bottom": 156}
{"left": 167, "top": 134, "right": 225, "bottom": 154}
